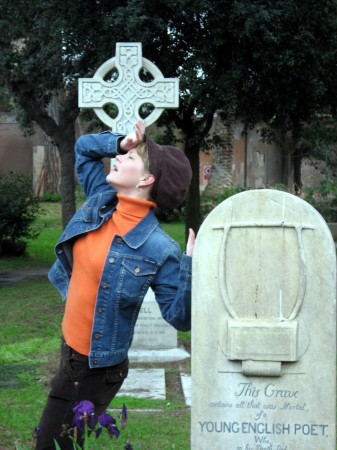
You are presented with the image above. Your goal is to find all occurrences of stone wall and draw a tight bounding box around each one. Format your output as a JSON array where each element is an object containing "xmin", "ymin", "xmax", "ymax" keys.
[
  {"xmin": 202, "ymin": 120, "xmax": 287, "ymax": 196},
  {"xmin": 301, "ymin": 157, "xmax": 327, "ymax": 189},
  {"xmin": 0, "ymin": 112, "xmax": 44, "ymax": 174},
  {"xmin": 0, "ymin": 112, "xmax": 327, "ymax": 196}
]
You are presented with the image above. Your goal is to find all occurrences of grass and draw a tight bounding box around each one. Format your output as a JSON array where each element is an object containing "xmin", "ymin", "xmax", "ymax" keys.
[
  {"xmin": 0, "ymin": 203, "xmax": 187, "ymax": 272},
  {"xmin": 0, "ymin": 203, "xmax": 61, "ymax": 271},
  {"xmin": 0, "ymin": 202, "xmax": 191, "ymax": 449}
]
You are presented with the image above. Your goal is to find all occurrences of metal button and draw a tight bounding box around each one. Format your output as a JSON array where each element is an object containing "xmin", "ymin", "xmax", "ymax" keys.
[
  {"xmin": 97, "ymin": 308, "xmax": 103, "ymax": 314},
  {"xmin": 94, "ymin": 334, "xmax": 101, "ymax": 339},
  {"xmin": 135, "ymin": 266, "xmax": 140, "ymax": 274},
  {"xmin": 101, "ymin": 283, "xmax": 108, "ymax": 289},
  {"xmin": 108, "ymin": 257, "xmax": 115, "ymax": 264}
]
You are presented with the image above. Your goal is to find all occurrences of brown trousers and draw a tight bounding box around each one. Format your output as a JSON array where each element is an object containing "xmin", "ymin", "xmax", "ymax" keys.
[{"xmin": 35, "ymin": 338, "xmax": 128, "ymax": 450}]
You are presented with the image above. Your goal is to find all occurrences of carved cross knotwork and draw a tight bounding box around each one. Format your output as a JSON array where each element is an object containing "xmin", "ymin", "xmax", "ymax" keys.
[{"xmin": 78, "ymin": 42, "xmax": 179, "ymax": 134}]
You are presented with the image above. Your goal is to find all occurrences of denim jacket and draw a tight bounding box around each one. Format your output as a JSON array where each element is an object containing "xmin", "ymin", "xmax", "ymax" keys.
[{"xmin": 48, "ymin": 131, "xmax": 192, "ymax": 368}]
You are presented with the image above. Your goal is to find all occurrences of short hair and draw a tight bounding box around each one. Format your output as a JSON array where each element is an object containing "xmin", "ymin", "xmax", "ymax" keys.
[{"xmin": 136, "ymin": 141, "xmax": 151, "ymax": 174}]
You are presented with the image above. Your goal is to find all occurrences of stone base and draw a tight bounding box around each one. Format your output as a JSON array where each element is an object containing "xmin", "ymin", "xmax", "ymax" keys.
[
  {"xmin": 128, "ymin": 345, "xmax": 190, "ymax": 363},
  {"xmin": 117, "ymin": 368, "xmax": 166, "ymax": 400},
  {"xmin": 180, "ymin": 372, "xmax": 191, "ymax": 406}
]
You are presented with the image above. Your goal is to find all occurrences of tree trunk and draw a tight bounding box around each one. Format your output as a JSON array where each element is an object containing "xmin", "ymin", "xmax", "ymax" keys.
[
  {"xmin": 44, "ymin": 134, "xmax": 61, "ymax": 194},
  {"xmin": 292, "ymin": 149, "xmax": 303, "ymax": 195},
  {"xmin": 204, "ymin": 118, "xmax": 234, "ymax": 196},
  {"xmin": 184, "ymin": 135, "xmax": 202, "ymax": 239},
  {"xmin": 58, "ymin": 133, "xmax": 76, "ymax": 228},
  {"xmin": 5, "ymin": 73, "xmax": 78, "ymax": 228}
]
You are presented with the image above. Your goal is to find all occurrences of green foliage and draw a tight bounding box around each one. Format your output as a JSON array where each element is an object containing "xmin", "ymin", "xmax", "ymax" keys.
[
  {"xmin": 149, "ymin": 120, "xmax": 178, "ymax": 147},
  {"xmin": 75, "ymin": 184, "xmax": 86, "ymax": 205},
  {"xmin": 273, "ymin": 183, "xmax": 288, "ymax": 192},
  {"xmin": 228, "ymin": 0, "xmax": 337, "ymax": 136},
  {"xmin": 155, "ymin": 204, "xmax": 185, "ymax": 224},
  {"xmin": 201, "ymin": 185, "xmax": 246, "ymax": 218},
  {"xmin": 299, "ymin": 120, "xmax": 337, "ymax": 171},
  {"xmin": 14, "ymin": 105, "xmax": 35, "ymax": 137},
  {"xmin": 0, "ymin": 85, "xmax": 14, "ymax": 111},
  {"xmin": 304, "ymin": 179, "xmax": 337, "ymax": 222},
  {"xmin": 2, "ymin": 0, "xmax": 337, "ymax": 231},
  {"xmin": 0, "ymin": 171, "xmax": 41, "ymax": 256},
  {"xmin": 41, "ymin": 191, "xmax": 62, "ymax": 203}
]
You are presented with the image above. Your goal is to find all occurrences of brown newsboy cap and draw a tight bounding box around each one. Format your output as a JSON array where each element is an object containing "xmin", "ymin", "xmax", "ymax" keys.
[{"xmin": 145, "ymin": 134, "xmax": 192, "ymax": 210}]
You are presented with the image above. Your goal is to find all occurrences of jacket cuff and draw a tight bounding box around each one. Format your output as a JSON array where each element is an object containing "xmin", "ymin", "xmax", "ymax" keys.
[{"xmin": 117, "ymin": 136, "xmax": 127, "ymax": 154}]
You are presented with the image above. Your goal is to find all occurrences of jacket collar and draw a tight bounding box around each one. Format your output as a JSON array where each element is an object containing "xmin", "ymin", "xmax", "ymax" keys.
[
  {"xmin": 96, "ymin": 190, "xmax": 159, "ymax": 249},
  {"xmin": 122, "ymin": 209, "xmax": 159, "ymax": 249}
]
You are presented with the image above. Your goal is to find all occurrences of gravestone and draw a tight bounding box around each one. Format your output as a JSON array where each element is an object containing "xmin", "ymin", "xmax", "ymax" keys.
[
  {"xmin": 131, "ymin": 288, "xmax": 177, "ymax": 350},
  {"xmin": 129, "ymin": 288, "xmax": 190, "ymax": 363},
  {"xmin": 78, "ymin": 42, "xmax": 179, "ymax": 134},
  {"xmin": 191, "ymin": 189, "xmax": 336, "ymax": 449}
]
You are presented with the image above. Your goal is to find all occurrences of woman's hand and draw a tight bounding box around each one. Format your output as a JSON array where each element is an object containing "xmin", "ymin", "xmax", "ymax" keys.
[
  {"xmin": 120, "ymin": 120, "xmax": 145, "ymax": 151},
  {"xmin": 186, "ymin": 228, "xmax": 196, "ymax": 257}
]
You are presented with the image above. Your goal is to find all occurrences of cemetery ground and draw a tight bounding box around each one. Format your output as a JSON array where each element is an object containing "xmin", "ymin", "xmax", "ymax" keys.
[{"xmin": 0, "ymin": 203, "xmax": 191, "ymax": 450}]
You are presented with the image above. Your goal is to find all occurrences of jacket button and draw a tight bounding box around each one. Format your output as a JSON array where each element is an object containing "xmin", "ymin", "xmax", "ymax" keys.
[
  {"xmin": 97, "ymin": 307, "xmax": 103, "ymax": 314},
  {"xmin": 108, "ymin": 257, "xmax": 115, "ymax": 264},
  {"xmin": 116, "ymin": 237, "xmax": 122, "ymax": 243},
  {"xmin": 94, "ymin": 334, "xmax": 101, "ymax": 339},
  {"xmin": 135, "ymin": 266, "xmax": 140, "ymax": 274},
  {"xmin": 101, "ymin": 283, "xmax": 108, "ymax": 289}
]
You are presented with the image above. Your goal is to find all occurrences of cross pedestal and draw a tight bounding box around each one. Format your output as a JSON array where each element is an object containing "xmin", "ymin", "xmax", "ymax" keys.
[{"xmin": 78, "ymin": 42, "xmax": 179, "ymax": 133}]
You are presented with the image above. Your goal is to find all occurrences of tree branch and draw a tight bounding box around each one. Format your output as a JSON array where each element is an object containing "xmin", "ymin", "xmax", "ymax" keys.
[{"xmin": 2, "ymin": 68, "xmax": 59, "ymax": 138}]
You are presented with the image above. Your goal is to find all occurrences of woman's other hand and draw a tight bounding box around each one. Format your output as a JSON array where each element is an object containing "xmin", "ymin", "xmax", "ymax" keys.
[{"xmin": 186, "ymin": 228, "xmax": 195, "ymax": 257}]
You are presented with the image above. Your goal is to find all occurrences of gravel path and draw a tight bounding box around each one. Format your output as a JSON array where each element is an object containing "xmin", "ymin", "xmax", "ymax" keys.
[{"xmin": 0, "ymin": 267, "xmax": 49, "ymax": 287}]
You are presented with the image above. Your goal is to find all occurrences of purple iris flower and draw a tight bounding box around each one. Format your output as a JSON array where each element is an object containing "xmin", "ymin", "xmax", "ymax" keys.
[
  {"xmin": 120, "ymin": 404, "xmax": 127, "ymax": 429},
  {"xmin": 73, "ymin": 400, "xmax": 94, "ymax": 416},
  {"xmin": 72, "ymin": 400, "xmax": 95, "ymax": 431},
  {"xmin": 95, "ymin": 411, "xmax": 120, "ymax": 439}
]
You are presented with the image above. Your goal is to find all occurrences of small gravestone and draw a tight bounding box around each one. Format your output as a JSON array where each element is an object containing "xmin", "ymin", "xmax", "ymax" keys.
[
  {"xmin": 131, "ymin": 288, "xmax": 177, "ymax": 350},
  {"xmin": 191, "ymin": 189, "xmax": 336, "ymax": 449},
  {"xmin": 129, "ymin": 289, "xmax": 190, "ymax": 363}
]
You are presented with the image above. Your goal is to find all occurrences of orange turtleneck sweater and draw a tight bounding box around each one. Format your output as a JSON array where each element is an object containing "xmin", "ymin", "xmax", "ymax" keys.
[{"xmin": 62, "ymin": 194, "xmax": 155, "ymax": 355}]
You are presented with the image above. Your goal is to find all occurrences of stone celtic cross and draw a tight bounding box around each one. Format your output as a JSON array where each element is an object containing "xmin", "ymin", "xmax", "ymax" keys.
[{"xmin": 78, "ymin": 42, "xmax": 179, "ymax": 134}]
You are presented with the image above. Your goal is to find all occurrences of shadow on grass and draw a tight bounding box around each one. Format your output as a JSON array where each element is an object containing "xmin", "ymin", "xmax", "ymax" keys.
[{"xmin": 0, "ymin": 363, "xmax": 38, "ymax": 389}]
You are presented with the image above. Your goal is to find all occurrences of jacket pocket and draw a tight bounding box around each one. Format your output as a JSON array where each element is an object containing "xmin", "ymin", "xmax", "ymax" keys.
[{"xmin": 118, "ymin": 257, "xmax": 157, "ymax": 298}]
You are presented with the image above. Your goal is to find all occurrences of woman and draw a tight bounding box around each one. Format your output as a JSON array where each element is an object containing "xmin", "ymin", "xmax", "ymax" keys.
[{"xmin": 35, "ymin": 120, "xmax": 195, "ymax": 449}]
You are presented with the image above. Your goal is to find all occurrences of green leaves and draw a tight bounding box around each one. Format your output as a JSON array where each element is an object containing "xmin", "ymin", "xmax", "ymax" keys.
[{"xmin": 0, "ymin": 171, "xmax": 41, "ymax": 255}]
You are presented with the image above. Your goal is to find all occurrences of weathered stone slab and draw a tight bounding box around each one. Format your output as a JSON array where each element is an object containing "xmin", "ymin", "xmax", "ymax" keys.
[
  {"xmin": 191, "ymin": 189, "xmax": 336, "ymax": 449},
  {"xmin": 117, "ymin": 368, "xmax": 166, "ymax": 400},
  {"xmin": 131, "ymin": 288, "xmax": 177, "ymax": 350},
  {"xmin": 180, "ymin": 372, "xmax": 192, "ymax": 407},
  {"xmin": 128, "ymin": 347, "xmax": 190, "ymax": 363},
  {"xmin": 128, "ymin": 288, "xmax": 189, "ymax": 362}
]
